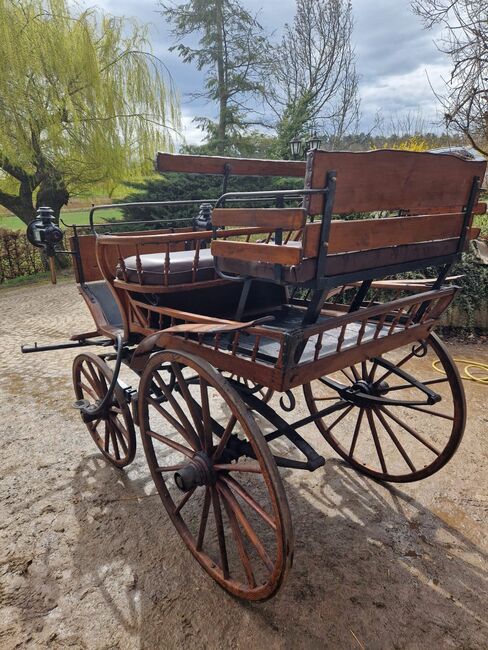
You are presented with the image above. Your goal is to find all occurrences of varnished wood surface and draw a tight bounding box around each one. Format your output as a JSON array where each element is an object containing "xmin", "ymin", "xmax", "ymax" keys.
[
  {"xmin": 156, "ymin": 152, "xmax": 306, "ymax": 177},
  {"xmin": 304, "ymin": 149, "xmax": 486, "ymax": 215},
  {"xmin": 212, "ymin": 208, "xmax": 306, "ymax": 230}
]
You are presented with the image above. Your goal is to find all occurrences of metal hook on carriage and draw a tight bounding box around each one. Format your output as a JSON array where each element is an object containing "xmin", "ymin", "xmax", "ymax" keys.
[{"xmin": 279, "ymin": 390, "xmax": 296, "ymax": 412}]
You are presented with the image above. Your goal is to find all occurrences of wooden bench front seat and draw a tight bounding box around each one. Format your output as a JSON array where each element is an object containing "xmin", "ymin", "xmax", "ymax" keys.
[{"xmin": 211, "ymin": 149, "xmax": 486, "ymax": 288}]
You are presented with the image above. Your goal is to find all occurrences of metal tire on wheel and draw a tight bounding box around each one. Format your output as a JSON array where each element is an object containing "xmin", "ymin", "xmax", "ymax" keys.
[
  {"xmin": 72, "ymin": 352, "xmax": 136, "ymax": 468},
  {"xmin": 303, "ymin": 333, "xmax": 465, "ymax": 483},
  {"xmin": 138, "ymin": 349, "xmax": 293, "ymax": 601}
]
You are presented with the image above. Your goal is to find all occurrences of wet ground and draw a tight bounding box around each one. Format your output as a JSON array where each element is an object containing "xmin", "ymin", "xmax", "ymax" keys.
[{"xmin": 0, "ymin": 281, "xmax": 487, "ymax": 649}]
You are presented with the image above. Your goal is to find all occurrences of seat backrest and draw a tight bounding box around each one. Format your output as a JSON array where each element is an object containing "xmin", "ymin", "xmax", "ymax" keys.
[
  {"xmin": 211, "ymin": 149, "xmax": 486, "ymax": 286},
  {"xmin": 155, "ymin": 152, "xmax": 305, "ymax": 178}
]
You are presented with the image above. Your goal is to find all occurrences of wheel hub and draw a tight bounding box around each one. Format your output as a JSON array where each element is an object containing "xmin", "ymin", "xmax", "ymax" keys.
[
  {"xmin": 174, "ymin": 451, "xmax": 216, "ymax": 492},
  {"xmin": 344, "ymin": 379, "xmax": 390, "ymax": 406}
]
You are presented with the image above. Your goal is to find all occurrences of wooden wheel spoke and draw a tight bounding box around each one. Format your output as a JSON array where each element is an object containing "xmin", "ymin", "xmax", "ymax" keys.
[
  {"xmin": 111, "ymin": 413, "xmax": 129, "ymax": 439},
  {"xmin": 384, "ymin": 376, "xmax": 448, "ymax": 392},
  {"xmin": 373, "ymin": 407, "xmax": 416, "ymax": 472},
  {"xmin": 402, "ymin": 403, "xmax": 454, "ymax": 421},
  {"xmin": 152, "ymin": 371, "xmax": 201, "ymax": 450},
  {"xmin": 146, "ymin": 429, "xmax": 194, "ymax": 458},
  {"xmin": 110, "ymin": 418, "xmax": 128, "ymax": 455},
  {"xmin": 112, "ymin": 420, "xmax": 129, "ymax": 456},
  {"xmin": 373, "ymin": 350, "xmax": 416, "ymax": 387},
  {"xmin": 196, "ymin": 487, "xmax": 211, "ymax": 551},
  {"xmin": 104, "ymin": 423, "xmax": 110, "ymax": 452},
  {"xmin": 108, "ymin": 419, "xmax": 121, "ymax": 460},
  {"xmin": 326, "ymin": 404, "xmax": 354, "ymax": 432},
  {"xmin": 79, "ymin": 381, "xmax": 98, "ymax": 401},
  {"xmin": 350, "ymin": 365, "xmax": 361, "ymax": 381},
  {"xmin": 147, "ymin": 396, "xmax": 201, "ymax": 449},
  {"xmin": 200, "ymin": 379, "xmax": 213, "ymax": 452},
  {"xmin": 174, "ymin": 487, "xmax": 196, "ymax": 515},
  {"xmin": 340, "ymin": 368, "xmax": 355, "ymax": 383},
  {"xmin": 367, "ymin": 360, "xmax": 378, "ymax": 382},
  {"xmin": 221, "ymin": 494, "xmax": 256, "ymax": 588},
  {"xmin": 218, "ymin": 482, "xmax": 274, "ymax": 573},
  {"xmin": 366, "ymin": 409, "xmax": 387, "ymax": 473},
  {"xmin": 380, "ymin": 406, "xmax": 441, "ymax": 456},
  {"xmin": 349, "ymin": 407, "xmax": 364, "ymax": 458},
  {"xmin": 221, "ymin": 475, "xmax": 276, "ymax": 530},
  {"xmin": 211, "ymin": 487, "xmax": 230, "ymax": 579},
  {"xmin": 171, "ymin": 363, "xmax": 205, "ymax": 439},
  {"xmin": 97, "ymin": 368, "xmax": 108, "ymax": 394},
  {"xmin": 214, "ymin": 462, "xmax": 263, "ymax": 474},
  {"xmin": 361, "ymin": 361, "xmax": 368, "ymax": 380},
  {"xmin": 81, "ymin": 366, "xmax": 102, "ymax": 396},
  {"xmin": 213, "ymin": 415, "xmax": 238, "ymax": 461}
]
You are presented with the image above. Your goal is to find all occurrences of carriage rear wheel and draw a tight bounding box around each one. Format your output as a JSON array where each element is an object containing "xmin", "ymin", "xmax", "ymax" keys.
[
  {"xmin": 72, "ymin": 352, "xmax": 136, "ymax": 468},
  {"xmin": 303, "ymin": 334, "xmax": 465, "ymax": 482},
  {"xmin": 138, "ymin": 350, "xmax": 293, "ymax": 601}
]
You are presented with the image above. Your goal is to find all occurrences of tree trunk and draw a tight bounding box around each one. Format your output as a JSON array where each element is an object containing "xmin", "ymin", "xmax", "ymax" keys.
[
  {"xmin": 215, "ymin": 0, "xmax": 227, "ymax": 154},
  {"xmin": 36, "ymin": 175, "xmax": 70, "ymax": 224}
]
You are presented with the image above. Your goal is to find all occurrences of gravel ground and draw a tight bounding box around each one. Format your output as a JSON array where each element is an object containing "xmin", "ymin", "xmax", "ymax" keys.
[{"xmin": 0, "ymin": 281, "xmax": 487, "ymax": 649}]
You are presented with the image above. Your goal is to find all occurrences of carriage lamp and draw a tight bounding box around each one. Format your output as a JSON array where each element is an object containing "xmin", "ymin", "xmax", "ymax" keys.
[
  {"xmin": 306, "ymin": 132, "xmax": 322, "ymax": 151},
  {"xmin": 289, "ymin": 136, "xmax": 303, "ymax": 159},
  {"xmin": 26, "ymin": 207, "xmax": 63, "ymax": 257},
  {"xmin": 193, "ymin": 202, "xmax": 213, "ymax": 231}
]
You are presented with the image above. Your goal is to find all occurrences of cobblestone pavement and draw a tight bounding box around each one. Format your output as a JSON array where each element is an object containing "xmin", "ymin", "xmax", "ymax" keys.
[{"xmin": 0, "ymin": 281, "xmax": 487, "ymax": 649}]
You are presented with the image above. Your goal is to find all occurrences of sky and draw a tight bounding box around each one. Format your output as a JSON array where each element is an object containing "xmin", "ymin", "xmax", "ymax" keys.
[{"xmin": 90, "ymin": 0, "xmax": 451, "ymax": 146}]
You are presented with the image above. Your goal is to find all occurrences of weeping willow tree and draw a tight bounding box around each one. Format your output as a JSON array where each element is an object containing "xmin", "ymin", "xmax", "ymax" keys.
[{"xmin": 0, "ymin": 0, "xmax": 180, "ymax": 223}]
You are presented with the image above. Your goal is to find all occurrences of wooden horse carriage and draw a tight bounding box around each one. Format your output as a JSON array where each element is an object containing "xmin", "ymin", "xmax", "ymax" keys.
[{"xmin": 23, "ymin": 149, "xmax": 486, "ymax": 600}]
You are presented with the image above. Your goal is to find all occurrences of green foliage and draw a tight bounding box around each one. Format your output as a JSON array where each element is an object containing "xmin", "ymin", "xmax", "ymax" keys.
[
  {"xmin": 161, "ymin": 0, "xmax": 269, "ymax": 153},
  {"xmin": 0, "ymin": 0, "xmax": 179, "ymax": 223},
  {"xmin": 0, "ymin": 228, "xmax": 44, "ymax": 282},
  {"xmin": 119, "ymin": 173, "xmax": 303, "ymax": 226}
]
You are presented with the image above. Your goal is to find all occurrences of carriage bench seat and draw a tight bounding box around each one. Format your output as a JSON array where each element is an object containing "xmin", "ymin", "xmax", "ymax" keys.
[{"xmin": 116, "ymin": 248, "xmax": 216, "ymax": 286}]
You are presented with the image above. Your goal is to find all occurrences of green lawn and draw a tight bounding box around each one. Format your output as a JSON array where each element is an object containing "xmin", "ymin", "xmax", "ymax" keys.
[{"xmin": 0, "ymin": 207, "xmax": 123, "ymax": 231}]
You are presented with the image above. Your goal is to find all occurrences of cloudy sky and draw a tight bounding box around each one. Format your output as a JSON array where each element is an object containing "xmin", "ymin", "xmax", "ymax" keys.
[{"xmin": 92, "ymin": 0, "xmax": 451, "ymax": 145}]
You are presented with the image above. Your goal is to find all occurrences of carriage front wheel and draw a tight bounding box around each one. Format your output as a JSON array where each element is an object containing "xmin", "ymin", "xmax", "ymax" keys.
[
  {"xmin": 303, "ymin": 333, "xmax": 465, "ymax": 483},
  {"xmin": 138, "ymin": 349, "xmax": 293, "ymax": 601},
  {"xmin": 72, "ymin": 352, "xmax": 136, "ymax": 468}
]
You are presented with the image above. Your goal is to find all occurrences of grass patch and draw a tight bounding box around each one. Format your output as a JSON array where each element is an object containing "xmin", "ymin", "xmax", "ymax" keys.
[
  {"xmin": 0, "ymin": 268, "xmax": 74, "ymax": 289},
  {"xmin": 0, "ymin": 207, "xmax": 123, "ymax": 231}
]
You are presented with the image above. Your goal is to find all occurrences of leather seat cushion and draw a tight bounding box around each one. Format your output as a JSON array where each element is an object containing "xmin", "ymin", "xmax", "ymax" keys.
[{"xmin": 117, "ymin": 248, "xmax": 215, "ymax": 286}]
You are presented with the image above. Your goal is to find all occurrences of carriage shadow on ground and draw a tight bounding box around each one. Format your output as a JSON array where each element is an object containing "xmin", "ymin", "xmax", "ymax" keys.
[{"xmin": 65, "ymin": 452, "xmax": 488, "ymax": 649}]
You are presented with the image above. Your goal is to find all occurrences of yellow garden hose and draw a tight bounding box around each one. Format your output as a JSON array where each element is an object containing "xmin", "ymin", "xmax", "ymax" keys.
[{"xmin": 432, "ymin": 358, "xmax": 488, "ymax": 385}]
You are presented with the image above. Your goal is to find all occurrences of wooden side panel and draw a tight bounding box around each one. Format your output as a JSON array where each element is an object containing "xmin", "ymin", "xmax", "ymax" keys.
[
  {"xmin": 212, "ymin": 208, "xmax": 306, "ymax": 229},
  {"xmin": 156, "ymin": 152, "xmax": 306, "ymax": 177},
  {"xmin": 302, "ymin": 212, "xmax": 465, "ymax": 258},
  {"xmin": 304, "ymin": 149, "xmax": 486, "ymax": 215},
  {"xmin": 211, "ymin": 240, "xmax": 303, "ymax": 265}
]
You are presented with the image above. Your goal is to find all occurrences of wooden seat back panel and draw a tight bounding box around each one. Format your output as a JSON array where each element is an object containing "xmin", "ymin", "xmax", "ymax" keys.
[
  {"xmin": 156, "ymin": 152, "xmax": 306, "ymax": 177},
  {"xmin": 212, "ymin": 208, "xmax": 306, "ymax": 230},
  {"xmin": 304, "ymin": 149, "xmax": 486, "ymax": 215},
  {"xmin": 303, "ymin": 212, "xmax": 466, "ymax": 258},
  {"xmin": 211, "ymin": 240, "xmax": 302, "ymax": 266}
]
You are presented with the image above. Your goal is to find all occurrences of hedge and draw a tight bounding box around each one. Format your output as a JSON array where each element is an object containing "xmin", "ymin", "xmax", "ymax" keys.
[{"xmin": 0, "ymin": 228, "xmax": 45, "ymax": 283}]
